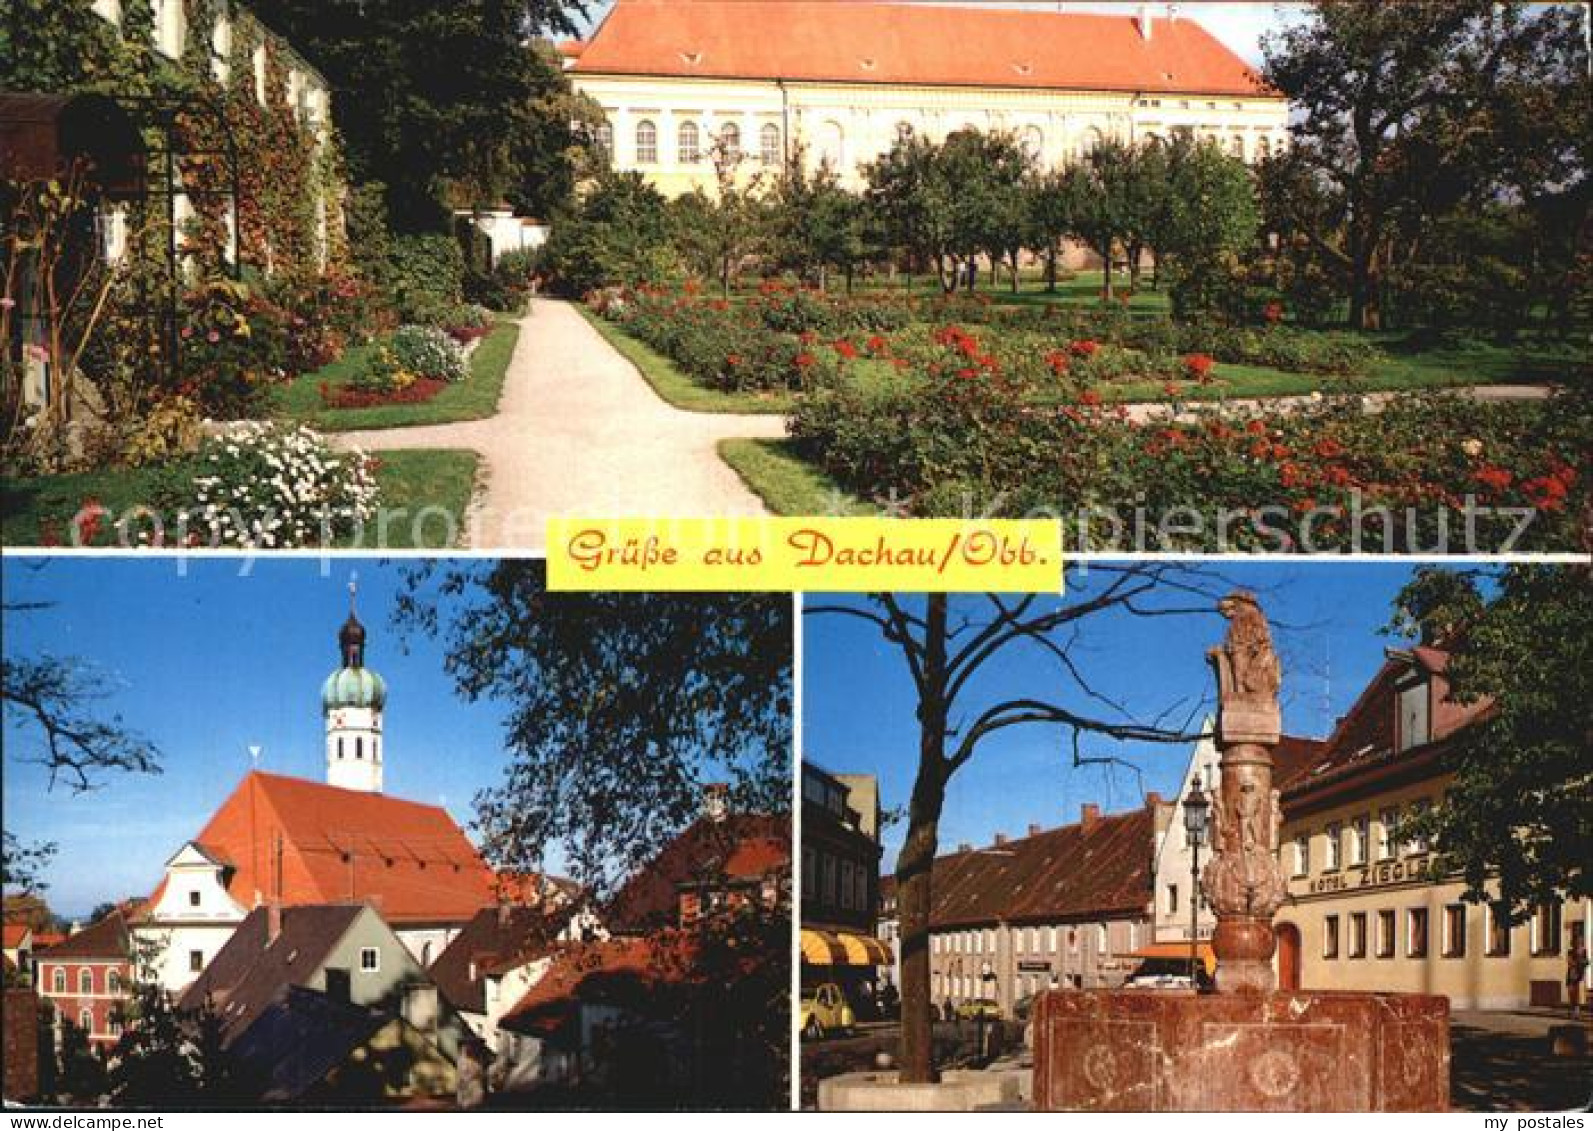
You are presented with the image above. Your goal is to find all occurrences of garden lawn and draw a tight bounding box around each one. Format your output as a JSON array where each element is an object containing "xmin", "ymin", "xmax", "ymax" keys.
[
  {"xmin": 1, "ymin": 449, "xmax": 478, "ymax": 549},
  {"xmin": 717, "ymin": 438, "xmax": 872, "ymax": 517},
  {"xmin": 579, "ymin": 306, "xmax": 794, "ymax": 414},
  {"xmin": 273, "ymin": 318, "xmax": 520, "ymax": 430}
]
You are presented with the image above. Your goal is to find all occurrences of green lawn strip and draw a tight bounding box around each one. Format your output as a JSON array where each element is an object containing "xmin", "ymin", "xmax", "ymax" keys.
[
  {"xmin": 717, "ymin": 437, "xmax": 874, "ymax": 517},
  {"xmin": 577, "ymin": 306, "xmax": 794, "ymax": 415},
  {"xmin": 357, "ymin": 448, "xmax": 479, "ymax": 549},
  {"xmin": 1, "ymin": 448, "xmax": 477, "ymax": 549},
  {"xmin": 272, "ymin": 317, "xmax": 521, "ymax": 431}
]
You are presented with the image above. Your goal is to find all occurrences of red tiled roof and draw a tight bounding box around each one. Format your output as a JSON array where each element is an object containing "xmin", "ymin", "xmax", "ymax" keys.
[
  {"xmin": 1281, "ymin": 645, "xmax": 1490, "ymax": 808},
  {"xmin": 926, "ymin": 804, "xmax": 1155, "ymax": 929},
  {"xmin": 574, "ymin": 1, "xmax": 1275, "ymax": 97},
  {"xmin": 606, "ymin": 813, "xmax": 789, "ymax": 933},
  {"xmin": 428, "ymin": 905, "xmax": 576, "ymax": 1015},
  {"xmin": 37, "ymin": 911, "xmax": 130, "ymax": 962},
  {"xmin": 1272, "ymin": 734, "xmax": 1329, "ymax": 792},
  {"xmin": 153, "ymin": 772, "xmax": 499, "ymax": 925},
  {"xmin": 1, "ymin": 924, "xmax": 30, "ymax": 948}
]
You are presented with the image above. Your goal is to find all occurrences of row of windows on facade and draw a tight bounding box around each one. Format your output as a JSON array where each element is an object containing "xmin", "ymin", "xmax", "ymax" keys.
[
  {"xmin": 1317, "ymin": 902, "xmax": 1566, "ymax": 962},
  {"xmin": 931, "ymin": 920, "xmax": 1135, "ymax": 957},
  {"xmin": 800, "ymin": 846, "xmax": 872, "ymax": 913},
  {"xmin": 935, "ymin": 970, "xmax": 1072, "ymax": 1001},
  {"xmin": 602, "ymin": 117, "xmax": 1281, "ymax": 170},
  {"xmin": 1293, "ymin": 799, "xmax": 1432, "ymax": 878},
  {"xmin": 91, "ymin": 0, "xmax": 327, "ymax": 123}
]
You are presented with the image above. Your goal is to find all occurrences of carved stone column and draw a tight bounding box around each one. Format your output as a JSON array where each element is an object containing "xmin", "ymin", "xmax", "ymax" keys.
[{"xmin": 1200, "ymin": 591, "xmax": 1289, "ymax": 994}]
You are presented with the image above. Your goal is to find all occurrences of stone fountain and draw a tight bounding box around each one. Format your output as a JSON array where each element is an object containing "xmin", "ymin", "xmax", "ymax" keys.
[{"xmin": 1031, "ymin": 591, "xmax": 1450, "ymax": 1111}]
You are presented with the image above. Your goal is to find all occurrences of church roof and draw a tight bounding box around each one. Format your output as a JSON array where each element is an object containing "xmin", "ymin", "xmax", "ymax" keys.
[
  {"xmin": 572, "ymin": 1, "xmax": 1275, "ymax": 98},
  {"xmin": 153, "ymin": 771, "xmax": 499, "ymax": 925}
]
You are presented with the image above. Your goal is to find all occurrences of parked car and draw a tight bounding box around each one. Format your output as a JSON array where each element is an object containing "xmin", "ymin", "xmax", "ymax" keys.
[
  {"xmin": 955, "ymin": 998, "xmax": 1002, "ymax": 1021},
  {"xmin": 800, "ymin": 982, "xmax": 855, "ymax": 1039}
]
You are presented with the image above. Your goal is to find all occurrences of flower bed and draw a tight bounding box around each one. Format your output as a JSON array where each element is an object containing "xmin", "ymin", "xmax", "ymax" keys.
[
  {"xmin": 596, "ymin": 285, "xmax": 1384, "ymax": 401},
  {"xmin": 789, "ymin": 363, "xmax": 1588, "ymax": 552},
  {"xmin": 319, "ymin": 377, "xmax": 448, "ymax": 409}
]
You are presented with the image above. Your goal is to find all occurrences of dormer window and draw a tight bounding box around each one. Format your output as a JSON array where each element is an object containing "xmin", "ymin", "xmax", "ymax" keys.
[
  {"xmin": 1012, "ymin": 62, "xmax": 1032, "ymax": 76},
  {"xmin": 1396, "ymin": 675, "xmax": 1430, "ymax": 751},
  {"xmin": 680, "ymin": 51, "xmax": 702, "ymax": 65}
]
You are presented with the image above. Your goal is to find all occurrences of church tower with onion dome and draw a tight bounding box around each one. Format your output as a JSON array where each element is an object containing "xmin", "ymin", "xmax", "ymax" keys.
[{"xmin": 321, "ymin": 579, "xmax": 387, "ymax": 793}]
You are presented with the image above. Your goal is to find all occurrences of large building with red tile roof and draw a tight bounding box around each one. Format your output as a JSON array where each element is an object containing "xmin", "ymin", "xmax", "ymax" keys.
[
  {"xmin": 1274, "ymin": 644, "xmax": 1588, "ymax": 1010},
  {"xmin": 133, "ymin": 599, "xmax": 501, "ymax": 994},
  {"xmin": 564, "ymin": 0, "xmax": 1289, "ymax": 195},
  {"xmin": 926, "ymin": 796, "xmax": 1169, "ymax": 1014}
]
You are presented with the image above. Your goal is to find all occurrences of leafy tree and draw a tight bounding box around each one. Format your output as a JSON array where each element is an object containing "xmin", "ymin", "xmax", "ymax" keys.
[
  {"xmin": 1158, "ymin": 139, "xmax": 1262, "ymax": 322},
  {"xmin": 865, "ymin": 134, "xmax": 961, "ymax": 293},
  {"xmin": 1261, "ymin": 1, "xmax": 1588, "ymax": 330},
  {"xmin": 772, "ymin": 154, "xmax": 874, "ymax": 292},
  {"xmin": 1119, "ymin": 139, "xmax": 1174, "ymax": 292},
  {"xmin": 965, "ymin": 131, "xmax": 1036, "ymax": 293},
  {"xmin": 808, "ymin": 565, "xmax": 1232, "ymax": 1083},
  {"xmin": 395, "ymin": 561, "xmax": 791, "ymax": 901},
  {"xmin": 2, "ymin": 654, "xmax": 161, "ymax": 792},
  {"xmin": 1, "ymin": 831, "xmax": 56, "ymax": 895},
  {"xmin": 1387, "ymin": 564, "xmax": 1592, "ymax": 919},
  {"xmin": 538, "ymin": 170, "xmax": 676, "ymax": 294},
  {"xmin": 55, "ymin": 1015, "xmax": 106, "ymax": 1102},
  {"xmin": 670, "ymin": 141, "xmax": 772, "ymax": 296},
  {"xmin": 246, "ymin": 0, "xmax": 590, "ymax": 230},
  {"xmin": 1062, "ymin": 140, "xmax": 1136, "ymax": 302},
  {"xmin": 1025, "ymin": 168, "xmax": 1076, "ymax": 293}
]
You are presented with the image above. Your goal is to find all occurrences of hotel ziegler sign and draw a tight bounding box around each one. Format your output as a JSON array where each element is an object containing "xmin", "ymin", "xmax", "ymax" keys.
[{"xmin": 1308, "ymin": 857, "xmax": 1435, "ymax": 894}]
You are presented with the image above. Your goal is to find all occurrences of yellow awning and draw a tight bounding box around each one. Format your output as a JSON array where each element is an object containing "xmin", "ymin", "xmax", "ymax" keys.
[
  {"xmin": 801, "ymin": 928, "xmax": 893, "ymax": 967},
  {"xmin": 1126, "ymin": 941, "xmax": 1216, "ymax": 976}
]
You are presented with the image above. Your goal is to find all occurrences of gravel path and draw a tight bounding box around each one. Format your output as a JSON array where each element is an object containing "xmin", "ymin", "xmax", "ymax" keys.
[{"xmin": 332, "ymin": 298, "xmax": 786, "ymax": 551}]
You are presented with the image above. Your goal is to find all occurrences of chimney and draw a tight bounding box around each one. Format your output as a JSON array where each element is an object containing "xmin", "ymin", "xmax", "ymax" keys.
[
  {"xmin": 1027, "ymin": 823, "xmax": 1042, "ymax": 837},
  {"xmin": 1081, "ymin": 803, "xmax": 1101, "ymax": 832},
  {"xmin": 497, "ymin": 901, "xmax": 512, "ymax": 929},
  {"xmin": 1136, "ymin": 3, "xmax": 1154, "ymax": 41},
  {"xmin": 993, "ymin": 833, "xmax": 1008, "ymax": 846},
  {"xmin": 703, "ymin": 782, "xmax": 729, "ymax": 824},
  {"xmin": 1146, "ymin": 791, "xmax": 1164, "ymax": 808},
  {"xmin": 266, "ymin": 901, "xmax": 282, "ymax": 945}
]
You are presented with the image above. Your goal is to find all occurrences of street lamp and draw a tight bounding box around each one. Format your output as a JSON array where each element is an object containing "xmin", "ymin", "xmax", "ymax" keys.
[{"xmin": 1183, "ymin": 783, "xmax": 1210, "ymax": 990}]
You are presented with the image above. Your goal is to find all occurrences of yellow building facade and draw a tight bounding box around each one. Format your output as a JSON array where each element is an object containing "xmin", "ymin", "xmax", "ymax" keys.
[
  {"xmin": 565, "ymin": 1, "xmax": 1290, "ymax": 198},
  {"xmin": 1275, "ymin": 647, "xmax": 1590, "ymax": 1011}
]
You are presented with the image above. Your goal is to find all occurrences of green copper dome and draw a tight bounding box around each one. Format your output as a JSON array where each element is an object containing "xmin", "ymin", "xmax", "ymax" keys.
[{"xmin": 321, "ymin": 665, "xmax": 387, "ymax": 712}]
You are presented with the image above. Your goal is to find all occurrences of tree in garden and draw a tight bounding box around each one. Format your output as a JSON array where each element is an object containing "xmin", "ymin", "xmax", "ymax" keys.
[
  {"xmin": 1025, "ymin": 168, "xmax": 1076, "ymax": 293},
  {"xmin": 1158, "ymin": 139, "xmax": 1262, "ymax": 322},
  {"xmin": 1118, "ymin": 139, "xmax": 1175, "ymax": 293},
  {"xmin": 1386, "ymin": 564, "xmax": 1592, "ymax": 919},
  {"xmin": 395, "ymin": 561, "xmax": 791, "ymax": 901},
  {"xmin": 772, "ymin": 154, "xmax": 874, "ymax": 293},
  {"xmin": 1062, "ymin": 140, "xmax": 1136, "ymax": 302},
  {"xmin": 808, "ymin": 565, "xmax": 1234, "ymax": 1083},
  {"xmin": 865, "ymin": 133, "xmax": 955, "ymax": 292},
  {"xmin": 538, "ymin": 169, "xmax": 675, "ymax": 294},
  {"xmin": 966, "ymin": 131, "xmax": 1036, "ymax": 293},
  {"xmin": 1262, "ymin": 1, "xmax": 1588, "ymax": 330}
]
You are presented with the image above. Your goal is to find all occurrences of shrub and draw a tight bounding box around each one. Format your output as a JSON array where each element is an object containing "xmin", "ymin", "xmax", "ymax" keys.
[
  {"xmin": 352, "ymin": 343, "xmax": 415, "ymax": 394},
  {"xmin": 178, "ymin": 279, "xmax": 293, "ymax": 418},
  {"xmin": 791, "ymin": 364, "xmax": 1589, "ymax": 552},
  {"xmin": 121, "ymin": 396, "xmax": 202, "ymax": 468},
  {"xmin": 150, "ymin": 423, "xmax": 380, "ymax": 548},
  {"xmin": 389, "ymin": 324, "xmax": 467, "ymax": 382},
  {"xmin": 388, "ymin": 234, "xmax": 465, "ymax": 324}
]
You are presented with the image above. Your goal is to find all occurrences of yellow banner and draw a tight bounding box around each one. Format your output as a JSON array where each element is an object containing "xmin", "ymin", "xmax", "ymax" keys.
[{"xmin": 545, "ymin": 518, "xmax": 1063, "ymax": 592}]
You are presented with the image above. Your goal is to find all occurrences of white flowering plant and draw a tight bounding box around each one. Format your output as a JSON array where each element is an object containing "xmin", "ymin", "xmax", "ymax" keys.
[
  {"xmin": 390, "ymin": 324, "xmax": 468, "ymax": 382},
  {"xmin": 151, "ymin": 422, "xmax": 380, "ymax": 548}
]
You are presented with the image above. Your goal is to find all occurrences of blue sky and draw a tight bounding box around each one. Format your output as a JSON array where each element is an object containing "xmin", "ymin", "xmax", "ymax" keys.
[
  {"xmin": 2, "ymin": 557, "xmax": 517, "ymax": 918},
  {"xmin": 802, "ymin": 561, "xmax": 1436, "ymax": 870},
  {"xmin": 574, "ymin": 2, "xmax": 1314, "ymax": 65}
]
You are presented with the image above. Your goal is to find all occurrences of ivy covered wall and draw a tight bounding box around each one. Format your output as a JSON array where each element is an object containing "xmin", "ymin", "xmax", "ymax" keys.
[{"xmin": 1, "ymin": 0, "xmax": 347, "ymax": 282}]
